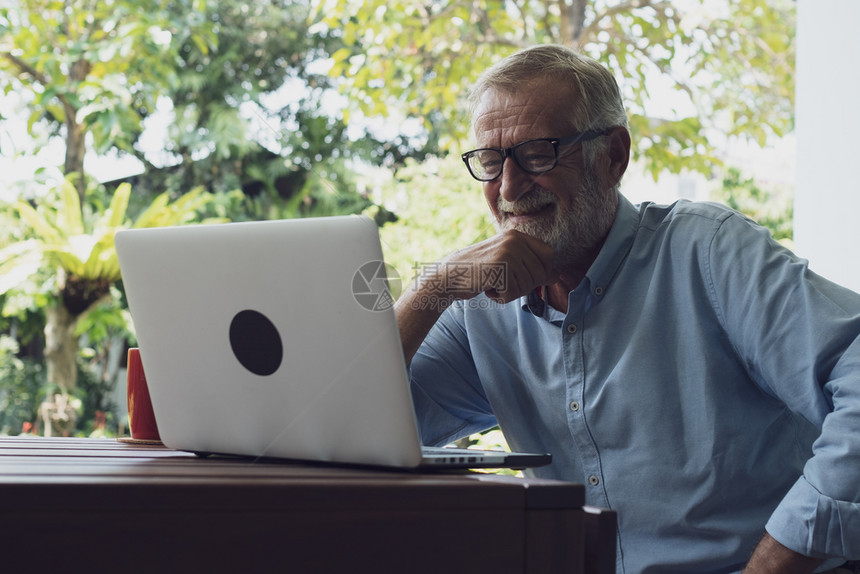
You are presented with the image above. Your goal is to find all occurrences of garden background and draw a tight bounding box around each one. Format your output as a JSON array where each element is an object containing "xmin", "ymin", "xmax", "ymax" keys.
[{"xmin": 0, "ymin": 0, "xmax": 795, "ymax": 440}]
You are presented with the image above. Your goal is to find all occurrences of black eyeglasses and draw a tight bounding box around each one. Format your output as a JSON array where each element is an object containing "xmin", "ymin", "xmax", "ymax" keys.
[{"xmin": 461, "ymin": 130, "xmax": 611, "ymax": 182}]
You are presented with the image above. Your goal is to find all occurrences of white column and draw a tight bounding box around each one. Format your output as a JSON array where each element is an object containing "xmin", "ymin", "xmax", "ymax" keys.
[{"xmin": 794, "ymin": 0, "xmax": 860, "ymax": 293}]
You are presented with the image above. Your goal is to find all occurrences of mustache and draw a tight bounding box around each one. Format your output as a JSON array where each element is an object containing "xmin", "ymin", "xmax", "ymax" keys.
[{"xmin": 497, "ymin": 188, "xmax": 558, "ymax": 215}]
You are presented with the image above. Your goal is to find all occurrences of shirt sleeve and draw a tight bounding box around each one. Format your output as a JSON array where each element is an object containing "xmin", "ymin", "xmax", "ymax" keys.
[
  {"xmin": 706, "ymin": 211, "xmax": 860, "ymax": 559},
  {"xmin": 408, "ymin": 302, "xmax": 498, "ymax": 446}
]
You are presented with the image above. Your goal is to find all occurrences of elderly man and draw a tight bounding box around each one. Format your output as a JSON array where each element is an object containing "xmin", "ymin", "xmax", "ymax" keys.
[{"xmin": 395, "ymin": 44, "xmax": 860, "ymax": 573}]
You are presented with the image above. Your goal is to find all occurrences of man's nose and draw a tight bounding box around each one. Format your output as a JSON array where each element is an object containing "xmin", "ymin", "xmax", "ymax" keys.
[{"xmin": 498, "ymin": 157, "xmax": 532, "ymax": 203}]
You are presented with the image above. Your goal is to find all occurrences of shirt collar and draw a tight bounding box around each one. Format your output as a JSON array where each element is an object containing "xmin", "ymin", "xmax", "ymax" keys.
[
  {"xmin": 520, "ymin": 194, "xmax": 640, "ymax": 316},
  {"xmin": 524, "ymin": 287, "xmax": 548, "ymax": 317}
]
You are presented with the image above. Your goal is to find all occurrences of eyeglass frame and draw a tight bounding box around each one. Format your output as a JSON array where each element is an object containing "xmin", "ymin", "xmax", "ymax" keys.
[{"xmin": 460, "ymin": 129, "xmax": 613, "ymax": 182}]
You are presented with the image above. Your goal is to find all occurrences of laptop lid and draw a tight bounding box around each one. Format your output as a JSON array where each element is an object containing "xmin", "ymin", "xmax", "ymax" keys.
[{"xmin": 115, "ymin": 215, "xmax": 550, "ymax": 470}]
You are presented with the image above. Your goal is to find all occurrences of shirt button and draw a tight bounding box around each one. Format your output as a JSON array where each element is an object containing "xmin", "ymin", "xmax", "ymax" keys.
[
  {"xmin": 588, "ymin": 475, "xmax": 600, "ymax": 486},
  {"xmin": 567, "ymin": 324, "xmax": 577, "ymax": 334},
  {"xmin": 569, "ymin": 401, "xmax": 580, "ymax": 412},
  {"xmin": 594, "ymin": 286, "xmax": 604, "ymax": 296}
]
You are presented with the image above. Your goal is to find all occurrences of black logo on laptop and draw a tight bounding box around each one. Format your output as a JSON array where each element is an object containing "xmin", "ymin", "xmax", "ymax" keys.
[
  {"xmin": 352, "ymin": 260, "xmax": 401, "ymax": 312},
  {"xmin": 229, "ymin": 310, "xmax": 283, "ymax": 376}
]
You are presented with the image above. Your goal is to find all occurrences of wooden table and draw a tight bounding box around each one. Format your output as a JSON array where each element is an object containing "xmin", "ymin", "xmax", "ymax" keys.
[{"xmin": 0, "ymin": 437, "xmax": 614, "ymax": 573}]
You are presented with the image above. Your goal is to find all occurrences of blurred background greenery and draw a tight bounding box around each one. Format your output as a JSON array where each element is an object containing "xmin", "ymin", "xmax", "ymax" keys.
[{"xmin": 0, "ymin": 0, "xmax": 795, "ymax": 439}]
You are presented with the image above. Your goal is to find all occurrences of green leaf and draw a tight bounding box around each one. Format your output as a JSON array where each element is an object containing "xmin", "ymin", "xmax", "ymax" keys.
[
  {"xmin": 15, "ymin": 201, "xmax": 61, "ymax": 243},
  {"xmin": 0, "ymin": 241, "xmax": 45, "ymax": 296},
  {"xmin": 105, "ymin": 182, "xmax": 131, "ymax": 228},
  {"xmin": 60, "ymin": 179, "xmax": 84, "ymax": 236}
]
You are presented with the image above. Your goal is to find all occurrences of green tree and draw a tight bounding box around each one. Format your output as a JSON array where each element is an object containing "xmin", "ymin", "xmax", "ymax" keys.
[
  {"xmin": 0, "ymin": 334, "xmax": 44, "ymax": 435},
  {"xmin": 714, "ymin": 166, "xmax": 793, "ymax": 244},
  {"xmin": 97, "ymin": 0, "xmax": 400, "ymax": 223},
  {"xmin": 0, "ymin": 179, "xmax": 218, "ymax": 435},
  {"xmin": 130, "ymin": 0, "xmax": 328, "ymax": 196},
  {"xmin": 0, "ymin": 0, "xmax": 213, "ymax": 201},
  {"xmin": 317, "ymin": 0, "xmax": 795, "ymax": 178},
  {"xmin": 0, "ymin": 0, "xmax": 413, "ymax": 222}
]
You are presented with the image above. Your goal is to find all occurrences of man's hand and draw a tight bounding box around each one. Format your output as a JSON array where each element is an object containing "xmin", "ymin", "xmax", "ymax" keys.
[
  {"xmin": 434, "ymin": 229, "xmax": 557, "ymax": 303},
  {"xmin": 395, "ymin": 230, "xmax": 555, "ymax": 364},
  {"xmin": 743, "ymin": 532, "xmax": 824, "ymax": 574}
]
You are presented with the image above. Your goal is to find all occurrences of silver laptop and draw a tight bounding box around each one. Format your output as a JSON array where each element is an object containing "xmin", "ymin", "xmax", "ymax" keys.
[{"xmin": 115, "ymin": 215, "xmax": 550, "ymax": 470}]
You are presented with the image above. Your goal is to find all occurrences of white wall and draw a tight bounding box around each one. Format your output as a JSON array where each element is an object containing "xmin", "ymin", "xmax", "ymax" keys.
[{"xmin": 794, "ymin": 0, "xmax": 860, "ymax": 293}]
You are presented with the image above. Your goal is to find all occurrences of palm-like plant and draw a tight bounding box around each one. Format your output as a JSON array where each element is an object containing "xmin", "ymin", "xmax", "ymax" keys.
[{"xmin": 0, "ymin": 179, "xmax": 217, "ymax": 435}]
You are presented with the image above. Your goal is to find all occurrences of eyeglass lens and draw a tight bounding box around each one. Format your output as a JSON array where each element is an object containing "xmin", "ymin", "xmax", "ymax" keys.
[{"xmin": 466, "ymin": 139, "xmax": 558, "ymax": 181}]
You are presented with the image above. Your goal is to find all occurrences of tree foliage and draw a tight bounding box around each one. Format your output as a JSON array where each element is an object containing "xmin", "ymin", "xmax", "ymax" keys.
[
  {"xmin": 316, "ymin": 0, "xmax": 795, "ymax": 178},
  {"xmin": 0, "ymin": 0, "xmax": 213, "ymax": 200},
  {"xmin": 0, "ymin": 334, "xmax": 44, "ymax": 435},
  {"xmin": 714, "ymin": 166, "xmax": 793, "ymax": 244},
  {"xmin": 138, "ymin": 0, "xmax": 335, "ymax": 197}
]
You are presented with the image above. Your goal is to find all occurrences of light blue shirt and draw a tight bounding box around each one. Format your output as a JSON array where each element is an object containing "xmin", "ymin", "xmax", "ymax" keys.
[{"xmin": 409, "ymin": 196, "xmax": 860, "ymax": 573}]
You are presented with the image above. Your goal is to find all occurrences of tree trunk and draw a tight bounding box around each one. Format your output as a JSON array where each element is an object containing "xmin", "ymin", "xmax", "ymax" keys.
[
  {"xmin": 64, "ymin": 116, "xmax": 87, "ymax": 204},
  {"xmin": 560, "ymin": 0, "xmax": 588, "ymax": 46},
  {"xmin": 42, "ymin": 300, "xmax": 80, "ymax": 436},
  {"xmin": 64, "ymin": 58, "xmax": 92, "ymax": 204},
  {"xmin": 44, "ymin": 302, "xmax": 78, "ymax": 394},
  {"xmin": 39, "ymin": 269, "xmax": 113, "ymax": 436}
]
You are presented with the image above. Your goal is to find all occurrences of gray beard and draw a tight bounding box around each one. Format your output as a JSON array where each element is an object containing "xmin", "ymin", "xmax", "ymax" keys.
[{"xmin": 495, "ymin": 172, "xmax": 617, "ymax": 270}]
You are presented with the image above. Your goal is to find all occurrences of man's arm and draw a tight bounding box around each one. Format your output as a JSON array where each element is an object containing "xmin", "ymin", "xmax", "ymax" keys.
[
  {"xmin": 395, "ymin": 286, "xmax": 451, "ymax": 367},
  {"xmin": 703, "ymin": 213, "xmax": 860, "ymax": 567},
  {"xmin": 395, "ymin": 229, "xmax": 555, "ymax": 364},
  {"xmin": 743, "ymin": 532, "xmax": 824, "ymax": 574}
]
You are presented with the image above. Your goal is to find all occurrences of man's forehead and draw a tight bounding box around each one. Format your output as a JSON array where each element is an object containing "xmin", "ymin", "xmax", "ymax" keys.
[{"xmin": 472, "ymin": 83, "xmax": 578, "ymax": 143}]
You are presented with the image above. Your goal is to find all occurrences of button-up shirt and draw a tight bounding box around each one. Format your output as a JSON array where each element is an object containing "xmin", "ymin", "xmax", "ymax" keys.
[{"xmin": 408, "ymin": 196, "xmax": 860, "ymax": 573}]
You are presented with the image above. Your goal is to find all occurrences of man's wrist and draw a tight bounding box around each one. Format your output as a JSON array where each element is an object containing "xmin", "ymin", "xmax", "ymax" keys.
[
  {"xmin": 403, "ymin": 274, "xmax": 457, "ymax": 312},
  {"xmin": 743, "ymin": 532, "xmax": 824, "ymax": 574}
]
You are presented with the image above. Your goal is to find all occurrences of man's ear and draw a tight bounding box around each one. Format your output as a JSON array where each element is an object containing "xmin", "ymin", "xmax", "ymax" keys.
[{"xmin": 606, "ymin": 126, "xmax": 631, "ymax": 186}]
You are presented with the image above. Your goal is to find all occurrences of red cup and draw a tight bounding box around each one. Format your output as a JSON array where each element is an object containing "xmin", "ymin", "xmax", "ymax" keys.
[{"xmin": 127, "ymin": 348, "xmax": 160, "ymax": 441}]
